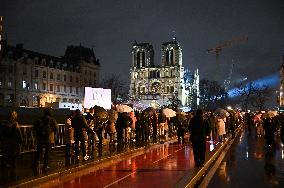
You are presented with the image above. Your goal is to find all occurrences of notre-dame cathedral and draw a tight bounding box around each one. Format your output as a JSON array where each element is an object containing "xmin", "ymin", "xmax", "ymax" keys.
[{"xmin": 129, "ymin": 37, "xmax": 199, "ymax": 110}]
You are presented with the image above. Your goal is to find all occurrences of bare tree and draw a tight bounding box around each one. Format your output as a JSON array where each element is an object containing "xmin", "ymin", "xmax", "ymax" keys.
[
  {"xmin": 235, "ymin": 83, "xmax": 272, "ymax": 111},
  {"xmin": 199, "ymin": 79, "xmax": 228, "ymax": 110},
  {"xmin": 250, "ymin": 85, "xmax": 272, "ymax": 111},
  {"xmin": 100, "ymin": 74, "xmax": 128, "ymax": 105}
]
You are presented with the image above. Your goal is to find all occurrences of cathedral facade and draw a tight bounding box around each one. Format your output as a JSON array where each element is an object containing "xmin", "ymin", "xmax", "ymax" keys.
[{"xmin": 129, "ymin": 38, "xmax": 199, "ymax": 109}]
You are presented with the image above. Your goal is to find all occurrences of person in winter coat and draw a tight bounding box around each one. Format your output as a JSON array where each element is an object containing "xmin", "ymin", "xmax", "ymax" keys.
[
  {"xmin": 189, "ymin": 109, "xmax": 209, "ymax": 167},
  {"xmin": 72, "ymin": 109, "xmax": 93, "ymax": 160},
  {"xmin": 0, "ymin": 110, "xmax": 22, "ymax": 168},
  {"xmin": 216, "ymin": 116, "xmax": 226, "ymax": 143},
  {"xmin": 176, "ymin": 114, "xmax": 185, "ymax": 144},
  {"xmin": 158, "ymin": 111, "xmax": 166, "ymax": 141},
  {"xmin": 116, "ymin": 112, "xmax": 132, "ymax": 152},
  {"xmin": 228, "ymin": 112, "xmax": 236, "ymax": 138},
  {"xmin": 33, "ymin": 108, "xmax": 58, "ymax": 172},
  {"xmin": 64, "ymin": 112, "xmax": 74, "ymax": 157},
  {"xmin": 263, "ymin": 116, "xmax": 276, "ymax": 146},
  {"xmin": 150, "ymin": 112, "xmax": 158, "ymax": 143}
]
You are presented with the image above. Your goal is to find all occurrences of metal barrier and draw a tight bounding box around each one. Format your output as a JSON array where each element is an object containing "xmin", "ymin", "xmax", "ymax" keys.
[{"xmin": 0, "ymin": 123, "xmax": 176, "ymax": 156}]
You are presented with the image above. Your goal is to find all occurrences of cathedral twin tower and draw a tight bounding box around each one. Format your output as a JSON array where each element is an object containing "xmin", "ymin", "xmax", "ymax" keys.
[{"xmin": 130, "ymin": 38, "xmax": 199, "ymax": 109}]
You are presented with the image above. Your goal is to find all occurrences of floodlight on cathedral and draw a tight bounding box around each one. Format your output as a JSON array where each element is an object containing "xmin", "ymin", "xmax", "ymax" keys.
[{"xmin": 129, "ymin": 38, "xmax": 199, "ymax": 110}]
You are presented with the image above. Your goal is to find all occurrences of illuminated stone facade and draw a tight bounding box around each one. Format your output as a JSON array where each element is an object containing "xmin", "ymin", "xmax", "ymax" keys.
[
  {"xmin": 0, "ymin": 43, "xmax": 100, "ymax": 107},
  {"xmin": 130, "ymin": 38, "xmax": 199, "ymax": 109}
]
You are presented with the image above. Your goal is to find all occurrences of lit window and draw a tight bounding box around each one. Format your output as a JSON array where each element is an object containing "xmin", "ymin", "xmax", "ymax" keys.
[
  {"xmin": 34, "ymin": 82, "xmax": 38, "ymax": 90},
  {"xmin": 7, "ymin": 81, "xmax": 12, "ymax": 88},
  {"xmin": 22, "ymin": 80, "xmax": 27, "ymax": 89},
  {"xmin": 0, "ymin": 78, "xmax": 2, "ymax": 87}
]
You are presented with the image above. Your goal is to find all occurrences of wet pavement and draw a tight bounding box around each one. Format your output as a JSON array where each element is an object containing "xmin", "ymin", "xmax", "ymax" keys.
[
  {"xmin": 1, "ymin": 135, "xmax": 222, "ymax": 188},
  {"xmin": 208, "ymin": 129, "xmax": 284, "ymax": 188},
  {"xmin": 5, "ymin": 126, "xmax": 276, "ymax": 188}
]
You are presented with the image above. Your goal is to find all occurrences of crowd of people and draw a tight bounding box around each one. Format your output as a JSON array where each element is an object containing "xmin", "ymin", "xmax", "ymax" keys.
[{"xmin": 1, "ymin": 107, "xmax": 284, "ymax": 172}]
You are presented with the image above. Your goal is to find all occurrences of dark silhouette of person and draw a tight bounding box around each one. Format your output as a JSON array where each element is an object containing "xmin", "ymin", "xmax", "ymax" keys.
[
  {"xmin": 33, "ymin": 108, "xmax": 58, "ymax": 173},
  {"xmin": 151, "ymin": 112, "xmax": 158, "ymax": 143},
  {"xmin": 116, "ymin": 112, "xmax": 132, "ymax": 152},
  {"xmin": 72, "ymin": 109, "xmax": 93, "ymax": 161},
  {"xmin": 0, "ymin": 110, "xmax": 22, "ymax": 168},
  {"xmin": 176, "ymin": 114, "xmax": 185, "ymax": 144},
  {"xmin": 263, "ymin": 116, "xmax": 276, "ymax": 147},
  {"xmin": 189, "ymin": 109, "xmax": 209, "ymax": 167}
]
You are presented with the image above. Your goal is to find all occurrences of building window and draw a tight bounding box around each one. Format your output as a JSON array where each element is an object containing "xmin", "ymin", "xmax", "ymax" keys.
[
  {"xmin": 69, "ymin": 99, "xmax": 74, "ymax": 103},
  {"xmin": 64, "ymin": 75, "xmax": 66, "ymax": 81},
  {"xmin": 0, "ymin": 78, "xmax": 2, "ymax": 87},
  {"xmin": 7, "ymin": 81, "xmax": 12, "ymax": 88},
  {"xmin": 89, "ymin": 79, "xmax": 91, "ymax": 85},
  {"xmin": 94, "ymin": 72, "xmax": 96, "ymax": 77},
  {"xmin": 50, "ymin": 84, "xmax": 53, "ymax": 91},
  {"xmin": 70, "ymin": 86, "xmax": 72, "ymax": 93},
  {"xmin": 85, "ymin": 70, "xmax": 87, "ymax": 74},
  {"xmin": 76, "ymin": 87, "xmax": 79, "ymax": 94},
  {"xmin": 64, "ymin": 85, "xmax": 66, "ymax": 92},
  {"xmin": 50, "ymin": 72, "xmax": 53, "ymax": 79},
  {"xmin": 43, "ymin": 71, "xmax": 46, "ymax": 78},
  {"xmin": 93, "ymin": 80, "xmax": 96, "ymax": 86},
  {"xmin": 89, "ymin": 71, "xmax": 91, "ymax": 75},
  {"xmin": 76, "ymin": 77, "xmax": 79, "ymax": 83},
  {"xmin": 56, "ymin": 85, "xmax": 60, "ymax": 92},
  {"xmin": 84, "ymin": 78, "xmax": 87, "ymax": 84},
  {"xmin": 34, "ymin": 82, "xmax": 38, "ymax": 90},
  {"xmin": 70, "ymin": 76, "xmax": 73, "ymax": 82},
  {"xmin": 35, "ymin": 70, "xmax": 38, "ymax": 77},
  {"xmin": 42, "ymin": 83, "xmax": 46, "ymax": 90},
  {"xmin": 63, "ymin": 98, "xmax": 67, "ymax": 102},
  {"xmin": 32, "ymin": 96, "xmax": 38, "ymax": 105},
  {"xmin": 57, "ymin": 74, "xmax": 60, "ymax": 81},
  {"xmin": 22, "ymin": 80, "xmax": 27, "ymax": 89}
]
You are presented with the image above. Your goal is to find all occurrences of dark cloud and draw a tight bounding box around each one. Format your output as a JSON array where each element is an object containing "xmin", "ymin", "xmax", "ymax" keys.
[{"xmin": 1, "ymin": 0, "xmax": 284, "ymax": 87}]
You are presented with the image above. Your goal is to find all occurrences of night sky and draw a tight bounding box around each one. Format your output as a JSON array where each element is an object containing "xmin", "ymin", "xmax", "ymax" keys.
[{"xmin": 1, "ymin": 0, "xmax": 284, "ymax": 88}]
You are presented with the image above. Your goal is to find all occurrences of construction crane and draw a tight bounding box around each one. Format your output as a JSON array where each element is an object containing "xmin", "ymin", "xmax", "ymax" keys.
[{"xmin": 207, "ymin": 36, "xmax": 248, "ymax": 64}]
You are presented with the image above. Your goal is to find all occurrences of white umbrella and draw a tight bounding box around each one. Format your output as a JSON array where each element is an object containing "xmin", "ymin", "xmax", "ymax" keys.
[
  {"xmin": 162, "ymin": 108, "xmax": 176, "ymax": 118},
  {"xmin": 215, "ymin": 108, "xmax": 228, "ymax": 118},
  {"xmin": 116, "ymin": 104, "xmax": 133, "ymax": 113}
]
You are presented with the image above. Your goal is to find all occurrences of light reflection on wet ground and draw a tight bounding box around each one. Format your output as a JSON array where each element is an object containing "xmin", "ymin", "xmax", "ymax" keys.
[
  {"xmin": 208, "ymin": 129, "xmax": 284, "ymax": 188},
  {"xmin": 32, "ymin": 138, "xmax": 220, "ymax": 188}
]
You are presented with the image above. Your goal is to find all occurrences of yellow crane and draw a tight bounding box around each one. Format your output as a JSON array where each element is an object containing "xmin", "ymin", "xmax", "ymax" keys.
[{"xmin": 207, "ymin": 36, "xmax": 248, "ymax": 64}]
